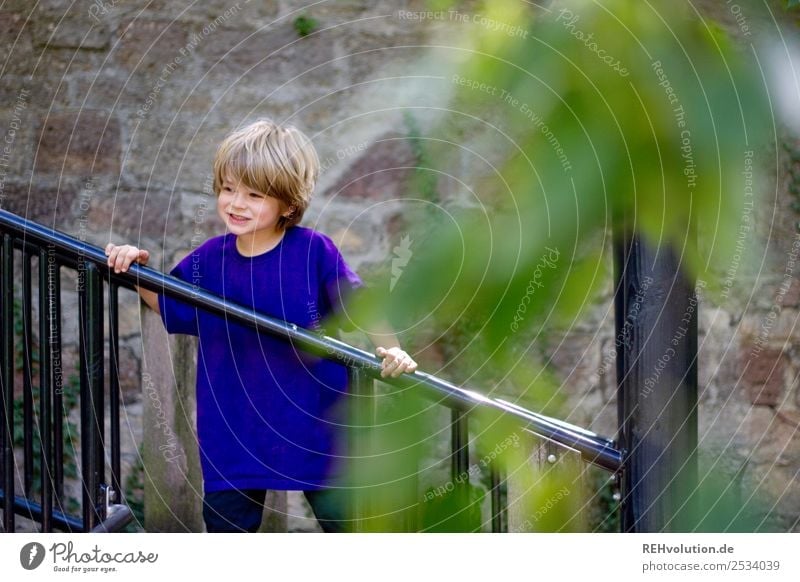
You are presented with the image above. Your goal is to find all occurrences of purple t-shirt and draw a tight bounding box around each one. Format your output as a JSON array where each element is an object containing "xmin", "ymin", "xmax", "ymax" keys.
[{"xmin": 158, "ymin": 227, "xmax": 363, "ymax": 492}]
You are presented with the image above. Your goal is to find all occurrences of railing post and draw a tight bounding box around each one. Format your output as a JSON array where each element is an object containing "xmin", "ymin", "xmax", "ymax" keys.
[
  {"xmin": 1, "ymin": 234, "xmax": 15, "ymax": 532},
  {"xmin": 108, "ymin": 283, "xmax": 121, "ymax": 503},
  {"xmin": 39, "ymin": 247, "xmax": 55, "ymax": 532},
  {"xmin": 50, "ymin": 250, "xmax": 64, "ymax": 507},
  {"xmin": 450, "ymin": 409, "xmax": 469, "ymax": 484},
  {"xmin": 22, "ymin": 251, "xmax": 34, "ymax": 497},
  {"xmin": 79, "ymin": 261, "xmax": 105, "ymax": 530},
  {"xmin": 614, "ymin": 232, "xmax": 698, "ymax": 532},
  {"xmin": 489, "ymin": 462, "xmax": 507, "ymax": 533},
  {"xmin": 450, "ymin": 408, "xmax": 469, "ymax": 520}
]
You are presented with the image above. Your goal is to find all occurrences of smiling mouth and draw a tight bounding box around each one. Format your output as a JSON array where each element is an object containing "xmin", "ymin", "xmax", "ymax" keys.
[{"xmin": 228, "ymin": 213, "xmax": 250, "ymax": 223}]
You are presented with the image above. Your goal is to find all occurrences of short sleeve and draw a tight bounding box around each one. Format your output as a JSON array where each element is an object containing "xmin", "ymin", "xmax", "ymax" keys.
[
  {"xmin": 158, "ymin": 252, "xmax": 201, "ymax": 336},
  {"xmin": 318, "ymin": 234, "xmax": 363, "ymax": 332}
]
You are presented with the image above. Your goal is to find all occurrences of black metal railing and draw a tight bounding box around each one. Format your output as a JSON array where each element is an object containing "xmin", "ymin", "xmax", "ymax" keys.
[
  {"xmin": 0, "ymin": 211, "xmax": 132, "ymax": 532},
  {"xmin": 0, "ymin": 208, "xmax": 623, "ymax": 532}
]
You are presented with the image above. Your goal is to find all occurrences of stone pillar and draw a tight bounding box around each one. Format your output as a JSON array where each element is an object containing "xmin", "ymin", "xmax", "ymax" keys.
[
  {"xmin": 141, "ymin": 305, "xmax": 287, "ymax": 532},
  {"xmin": 141, "ymin": 306, "xmax": 203, "ymax": 531}
]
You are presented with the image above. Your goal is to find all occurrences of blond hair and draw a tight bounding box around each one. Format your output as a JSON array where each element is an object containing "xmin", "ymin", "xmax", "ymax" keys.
[{"xmin": 212, "ymin": 119, "xmax": 319, "ymax": 230}]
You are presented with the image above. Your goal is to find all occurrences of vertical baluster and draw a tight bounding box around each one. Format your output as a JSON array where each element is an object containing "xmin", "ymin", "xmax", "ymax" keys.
[
  {"xmin": 22, "ymin": 250, "xmax": 33, "ymax": 496},
  {"xmin": 108, "ymin": 283, "xmax": 120, "ymax": 502},
  {"xmin": 348, "ymin": 366, "xmax": 373, "ymax": 533},
  {"xmin": 450, "ymin": 409, "xmax": 469, "ymax": 483},
  {"xmin": 39, "ymin": 247, "xmax": 54, "ymax": 532},
  {"xmin": 79, "ymin": 261, "xmax": 105, "ymax": 530},
  {"xmin": 51, "ymin": 255, "xmax": 64, "ymax": 508},
  {"xmin": 450, "ymin": 408, "xmax": 470, "ymax": 528},
  {"xmin": 1, "ymin": 235, "xmax": 15, "ymax": 532},
  {"xmin": 489, "ymin": 462, "xmax": 507, "ymax": 533}
]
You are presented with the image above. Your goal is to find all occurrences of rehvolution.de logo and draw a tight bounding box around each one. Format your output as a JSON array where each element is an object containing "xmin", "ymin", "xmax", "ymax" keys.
[{"xmin": 20, "ymin": 542, "xmax": 46, "ymax": 570}]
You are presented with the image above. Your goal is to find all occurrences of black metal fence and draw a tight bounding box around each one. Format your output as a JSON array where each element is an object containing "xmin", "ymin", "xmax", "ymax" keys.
[
  {"xmin": 0, "ymin": 214, "xmax": 132, "ymax": 532},
  {"xmin": 0, "ymin": 208, "xmax": 622, "ymax": 532}
]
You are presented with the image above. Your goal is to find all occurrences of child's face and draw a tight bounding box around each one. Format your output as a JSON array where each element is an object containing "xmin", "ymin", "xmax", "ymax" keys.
[{"xmin": 217, "ymin": 173, "xmax": 287, "ymax": 239}]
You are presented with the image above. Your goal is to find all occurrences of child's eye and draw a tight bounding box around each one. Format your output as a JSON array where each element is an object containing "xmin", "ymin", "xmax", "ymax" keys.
[{"xmin": 249, "ymin": 192, "xmax": 266, "ymax": 198}]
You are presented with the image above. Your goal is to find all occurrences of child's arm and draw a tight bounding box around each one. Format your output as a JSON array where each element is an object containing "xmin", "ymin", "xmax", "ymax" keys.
[
  {"xmin": 107, "ymin": 243, "xmax": 414, "ymax": 375},
  {"xmin": 365, "ymin": 320, "xmax": 418, "ymax": 378},
  {"xmin": 105, "ymin": 243, "xmax": 160, "ymax": 314}
]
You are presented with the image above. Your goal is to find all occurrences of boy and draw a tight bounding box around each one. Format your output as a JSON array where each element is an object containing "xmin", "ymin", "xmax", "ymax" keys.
[{"xmin": 106, "ymin": 119, "xmax": 417, "ymax": 532}]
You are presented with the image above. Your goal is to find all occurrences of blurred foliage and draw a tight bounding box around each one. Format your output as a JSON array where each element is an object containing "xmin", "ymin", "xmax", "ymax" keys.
[
  {"xmin": 588, "ymin": 468, "xmax": 620, "ymax": 533},
  {"xmin": 670, "ymin": 466, "xmax": 778, "ymax": 532},
  {"xmin": 404, "ymin": 112, "xmax": 441, "ymax": 205},
  {"xmin": 420, "ymin": 481, "xmax": 485, "ymax": 532},
  {"xmin": 293, "ymin": 14, "xmax": 318, "ymax": 37},
  {"xmin": 343, "ymin": 0, "xmax": 772, "ymax": 531},
  {"xmin": 353, "ymin": 0, "xmax": 770, "ymax": 391}
]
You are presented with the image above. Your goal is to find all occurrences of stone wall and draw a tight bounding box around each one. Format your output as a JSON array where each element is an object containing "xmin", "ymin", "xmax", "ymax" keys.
[{"xmin": 1, "ymin": 0, "xmax": 798, "ymax": 531}]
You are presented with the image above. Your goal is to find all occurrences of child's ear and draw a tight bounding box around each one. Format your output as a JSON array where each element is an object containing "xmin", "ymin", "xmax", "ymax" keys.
[{"xmin": 284, "ymin": 206, "xmax": 296, "ymax": 218}]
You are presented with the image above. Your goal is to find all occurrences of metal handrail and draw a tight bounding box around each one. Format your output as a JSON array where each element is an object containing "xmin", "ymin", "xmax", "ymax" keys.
[{"xmin": 0, "ymin": 208, "xmax": 622, "ymax": 473}]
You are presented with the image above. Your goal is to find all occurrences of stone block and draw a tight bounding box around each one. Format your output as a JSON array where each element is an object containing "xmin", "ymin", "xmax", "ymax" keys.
[
  {"xmin": 548, "ymin": 332, "xmax": 602, "ymax": 392},
  {"xmin": 116, "ymin": 0, "xmax": 278, "ymax": 24},
  {"xmin": 88, "ymin": 189, "xmax": 174, "ymax": 242},
  {"xmin": 743, "ymin": 347, "xmax": 787, "ymax": 383},
  {"xmin": 41, "ymin": 49, "xmax": 111, "ymax": 77},
  {"xmin": 0, "ymin": 101, "xmax": 36, "ymax": 177},
  {"xmin": 192, "ymin": 25, "xmax": 294, "ymax": 77},
  {"xmin": 37, "ymin": 111, "xmax": 121, "ymax": 175},
  {"xmin": 341, "ymin": 29, "xmax": 429, "ymax": 85},
  {"xmin": 745, "ymin": 377, "xmax": 785, "ymax": 408},
  {"xmin": 741, "ymin": 347, "xmax": 787, "ymax": 406},
  {"xmin": 209, "ymin": 81, "xmax": 294, "ymax": 120},
  {"xmin": 0, "ymin": 10, "xmax": 31, "ymax": 50},
  {"xmin": 782, "ymin": 277, "xmax": 800, "ymax": 308},
  {"xmin": 32, "ymin": 17, "xmax": 109, "ymax": 49},
  {"xmin": 739, "ymin": 405, "xmax": 776, "ymax": 452},
  {"xmin": 114, "ymin": 19, "xmax": 193, "ymax": 71},
  {"xmin": 384, "ymin": 210, "xmax": 407, "ymax": 242},
  {"xmin": 275, "ymin": 26, "xmax": 349, "ymax": 90},
  {"xmin": 121, "ymin": 113, "xmax": 224, "ymax": 190},
  {"xmin": 0, "ymin": 181, "xmax": 79, "ymax": 226},
  {"xmin": 0, "ymin": 0, "xmax": 36, "ymax": 11},
  {"xmin": 67, "ymin": 72, "xmax": 127, "ymax": 109},
  {"xmin": 325, "ymin": 132, "xmax": 416, "ymax": 200},
  {"xmin": 770, "ymin": 309, "xmax": 800, "ymax": 343},
  {"xmin": 28, "ymin": 75, "xmax": 74, "ymax": 110},
  {"xmin": 0, "ymin": 11, "xmax": 35, "ymax": 75}
]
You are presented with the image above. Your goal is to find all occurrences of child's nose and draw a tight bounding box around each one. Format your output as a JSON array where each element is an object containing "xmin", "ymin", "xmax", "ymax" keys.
[{"xmin": 230, "ymin": 191, "xmax": 247, "ymax": 208}]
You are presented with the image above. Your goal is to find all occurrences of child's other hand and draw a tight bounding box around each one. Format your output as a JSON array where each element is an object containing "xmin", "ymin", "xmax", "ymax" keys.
[
  {"xmin": 105, "ymin": 243, "xmax": 150, "ymax": 273},
  {"xmin": 376, "ymin": 347, "xmax": 418, "ymax": 378}
]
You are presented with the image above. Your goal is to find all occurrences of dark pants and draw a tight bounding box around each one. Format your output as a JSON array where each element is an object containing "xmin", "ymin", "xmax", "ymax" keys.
[{"xmin": 203, "ymin": 488, "xmax": 353, "ymax": 533}]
